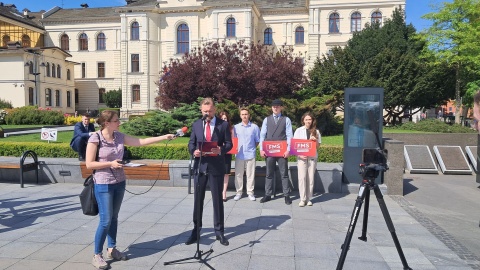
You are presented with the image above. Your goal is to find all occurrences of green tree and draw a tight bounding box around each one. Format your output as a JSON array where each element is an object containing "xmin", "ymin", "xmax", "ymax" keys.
[
  {"xmin": 103, "ymin": 89, "xmax": 122, "ymax": 108},
  {"xmin": 423, "ymin": 0, "xmax": 480, "ymax": 123}
]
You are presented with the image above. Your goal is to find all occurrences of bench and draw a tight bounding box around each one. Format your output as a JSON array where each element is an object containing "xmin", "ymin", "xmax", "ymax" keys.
[
  {"xmin": 0, "ymin": 150, "xmax": 40, "ymax": 188},
  {"xmin": 80, "ymin": 160, "xmax": 170, "ymax": 180}
]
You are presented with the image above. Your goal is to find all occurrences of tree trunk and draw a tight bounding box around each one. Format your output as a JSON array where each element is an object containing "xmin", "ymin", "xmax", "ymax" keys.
[{"xmin": 455, "ymin": 64, "xmax": 462, "ymax": 124}]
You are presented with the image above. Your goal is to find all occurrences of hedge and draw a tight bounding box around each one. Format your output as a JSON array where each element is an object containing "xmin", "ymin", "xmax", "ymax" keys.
[{"xmin": 0, "ymin": 142, "xmax": 343, "ymax": 163}]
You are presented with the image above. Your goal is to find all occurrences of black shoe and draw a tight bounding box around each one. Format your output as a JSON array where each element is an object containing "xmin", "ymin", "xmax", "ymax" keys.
[
  {"xmin": 216, "ymin": 234, "xmax": 229, "ymax": 246},
  {"xmin": 260, "ymin": 196, "xmax": 271, "ymax": 203},
  {"xmin": 185, "ymin": 233, "xmax": 197, "ymax": 245},
  {"xmin": 284, "ymin": 196, "xmax": 292, "ymax": 205},
  {"xmin": 78, "ymin": 156, "xmax": 85, "ymax": 161}
]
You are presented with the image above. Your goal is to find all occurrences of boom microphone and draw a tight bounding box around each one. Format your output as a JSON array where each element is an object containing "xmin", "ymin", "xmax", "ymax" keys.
[
  {"xmin": 201, "ymin": 114, "xmax": 209, "ymax": 121},
  {"xmin": 175, "ymin": 127, "xmax": 188, "ymax": 137}
]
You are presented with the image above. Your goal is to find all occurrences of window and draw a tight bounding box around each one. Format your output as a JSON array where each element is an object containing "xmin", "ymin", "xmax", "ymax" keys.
[
  {"xmin": 372, "ymin": 11, "xmax": 382, "ymax": 24},
  {"xmin": 132, "ymin": 84, "xmax": 140, "ymax": 102},
  {"xmin": 52, "ymin": 64, "xmax": 56, "ymax": 78},
  {"xmin": 22, "ymin": 35, "xmax": 31, "ymax": 48},
  {"xmin": 28, "ymin": 87, "xmax": 34, "ymax": 105},
  {"xmin": 45, "ymin": 88, "xmax": 52, "ymax": 106},
  {"xmin": 226, "ymin": 18, "xmax": 236, "ymax": 37},
  {"xmin": 98, "ymin": 62, "xmax": 105, "ymax": 78},
  {"xmin": 97, "ymin": 33, "xmax": 106, "ymax": 50},
  {"xmin": 264, "ymin": 28, "xmax": 272, "ymax": 45},
  {"xmin": 295, "ymin": 26, "xmax": 304, "ymax": 44},
  {"xmin": 131, "ymin": 54, "xmax": 139, "ymax": 72},
  {"xmin": 28, "ymin": 61, "xmax": 33, "ymax": 74},
  {"xmin": 2, "ymin": 35, "xmax": 10, "ymax": 47},
  {"xmin": 46, "ymin": 63, "xmax": 50, "ymax": 77},
  {"xmin": 177, "ymin": 24, "xmax": 189, "ymax": 54},
  {"xmin": 75, "ymin": 89, "xmax": 79, "ymax": 104},
  {"xmin": 55, "ymin": 90, "xmax": 60, "ymax": 107},
  {"xmin": 351, "ymin": 12, "xmax": 361, "ymax": 32},
  {"xmin": 61, "ymin": 34, "xmax": 69, "ymax": 50},
  {"xmin": 81, "ymin": 63, "xmax": 86, "ymax": 78},
  {"xmin": 99, "ymin": 88, "xmax": 106, "ymax": 103},
  {"xmin": 329, "ymin": 13, "xmax": 340, "ymax": 33},
  {"xmin": 67, "ymin": 69, "xmax": 71, "ymax": 80},
  {"xmin": 79, "ymin": 33, "xmax": 88, "ymax": 51},
  {"xmin": 131, "ymin": 22, "xmax": 140, "ymax": 40},
  {"xmin": 57, "ymin": 65, "xmax": 61, "ymax": 78},
  {"xmin": 67, "ymin": 91, "xmax": 71, "ymax": 107}
]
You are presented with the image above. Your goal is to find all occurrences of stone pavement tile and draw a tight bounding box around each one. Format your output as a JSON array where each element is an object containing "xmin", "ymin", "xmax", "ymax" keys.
[
  {"xmin": 65, "ymin": 245, "xmax": 92, "ymax": 263},
  {"xmin": 129, "ymin": 233, "xmax": 179, "ymax": 251},
  {"xmin": 7, "ymin": 216, "xmax": 57, "ymax": 231},
  {"xmin": 248, "ymin": 254, "xmax": 295, "ymax": 270},
  {"xmin": 341, "ymin": 260, "xmax": 391, "ymax": 270},
  {"xmin": 210, "ymin": 237, "xmax": 255, "ymax": 255},
  {"xmin": 111, "ymin": 247, "xmax": 167, "ymax": 269},
  {"xmin": 75, "ymin": 217, "xmax": 101, "ymax": 232},
  {"xmin": 295, "ymin": 258, "xmax": 338, "ymax": 270},
  {"xmin": 404, "ymin": 234, "xmax": 449, "ymax": 250},
  {"xmin": 258, "ymin": 215, "xmax": 292, "ymax": 230},
  {"xmin": 340, "ymin": 243, "xmax": 386, "ymax": 262},
  {"xmin": 124, "ymin": 211, "xmax": 164, "ymax": 223},
  {"xmin": 26, "ymin": 243, "xmax": 85, "ymax": 261},
  {"xmin": 294, "ymin": 242, "xmax": 338, "ymax": 259},
  {"xmin": 0, "ymin": 258, "xmax": 19, "ymax": 269},
  {"xmin": 225, "ymin": 225, "xmax": 258, "ymax": 241},
  {"xmin": 0, "ymin": 229, "xmax": 34, "ymax": 241},
  {"xmin": 146, "ymin": 223, "xmax": 190, "ymax": 236},
  {"xmin": 42, "ymin": 217, "xmax": 90, "ymax": 231},
  {"xmin": 3, "ymin": 259, "xmax": 63, "ymax": 270},
  {"xmin": 291, "ymin": 209, "xmax": 328, "ymax": 221},
  {"xmin": 120, "ymin": 202, "xmax": 153, "ymax": 215},
  {"xmin": 226, "ymin": 215, "xmax": 261, "ymax": 228},
  {"xmin": 434, "ymin": 266, "xmax": 475, "ymax": 270},
  {"xmin": 54, "ymin": 261, "xmax": 94, "ymax": 270},
  {"xmin": 198, "ymin": 252, "xmax": 250, "ymax": 270},
  {"xmin": 108, "ymin": 232, "xmax": 143, "ymax": 251},
  {"xmin": 52, "ymin": 230, "xmax": 94, "ymax": 245},
  {"xmin": 123, "ymin": 194, "xmax": 158, "ymax": 205},
  {"xmin": 117, "ymin": 220, "xmax": 154, "ymax": 234},
  {"xmin": 228, "ymin": 207, "xmax": 263, "ymax": 217},
  {"xmin": 254, "ymin": 227, "xmax": 294, "ymax": 242},
  {"xmin": 157, "ymin": 212, "xmax": 194, "ymax": 225},
  {"xmin": 294, "ymin": 228, "xmax": 334, "ymax": 244},
  {"xmin": 0, "ymin": 241, "xmax": 48, "ymax": 259},
  {"xmin": 422, "ymin": 248, "xmax": 469, "ymax": 267},
  {"xmin": 155, "ymin": 250, "xmax": 204, "ymax": 270},
  {"xmin": 293, "ymin": 218, "xmax": 330, "ymax": 231},
  {"xmin": 21, "ymin": 228, "xmax": 69, "ymax": 243},
  {"xmin": 139, "ymin": 203, "xmax": 176, "ymax": 214},
  {"xmin": 0, "ymin": 240, "xmax": 10, "ymax": 249},
  {"xmin": 251, "ymin": 239, "xmax": 294, "ymax": 257},
  {"xmin": 388, "ymin": 262, "xmax": 436, "ymax": 269},
  {"xmin": 377, "ymin": 246, "xmax": 433, "ymax": 265}
]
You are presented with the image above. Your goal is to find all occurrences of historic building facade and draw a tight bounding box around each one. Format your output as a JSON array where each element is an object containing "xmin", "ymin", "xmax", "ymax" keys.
[{"xmin": 4, "ymin": 0, "xmax": 405, "ymax": 116}]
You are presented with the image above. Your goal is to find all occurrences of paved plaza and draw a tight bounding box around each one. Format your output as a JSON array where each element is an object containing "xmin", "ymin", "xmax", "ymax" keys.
[{"xmin": 0, "ymin": 173, "xmax": 479, "ymax": 270}]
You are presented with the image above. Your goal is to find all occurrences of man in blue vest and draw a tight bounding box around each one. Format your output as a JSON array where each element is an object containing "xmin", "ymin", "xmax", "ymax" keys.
[{"xmin": 259, "ymin": 99, "xmax": 293, "ymax": 205}]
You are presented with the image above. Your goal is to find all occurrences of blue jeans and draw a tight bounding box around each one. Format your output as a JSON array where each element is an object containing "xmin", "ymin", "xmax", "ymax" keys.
[{"xmin": 94, "ymin": 181, "xmax": 126, "ymax": 254}]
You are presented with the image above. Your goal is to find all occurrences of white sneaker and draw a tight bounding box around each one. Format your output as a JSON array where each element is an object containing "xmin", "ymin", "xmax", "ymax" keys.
[
  {"xmin": 307, "ymin": 201, "xmax": 313, "ymax": 206},
  {"xmin": 234, "ymin": 194, "xmax": 241, "ymax": 201},
  {"xmin": 299, "ymin": 201, "xmax": 305, "ymax": 207},
  {"xmin": 92, "ymin": 254, "xmax": 108, "ymax": 269},
  {"xmin": 248, "ymin": 194, "xmax": 256, "ymax": 201}
]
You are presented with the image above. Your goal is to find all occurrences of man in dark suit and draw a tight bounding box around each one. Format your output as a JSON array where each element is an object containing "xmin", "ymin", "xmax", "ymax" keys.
[
  {"xmin": 70, "ymin": 114, "xmax": 95, "ymax": 161},
  {"xmin": 186, "ymin": 97, "xmax": 233, "ymax": 246}
]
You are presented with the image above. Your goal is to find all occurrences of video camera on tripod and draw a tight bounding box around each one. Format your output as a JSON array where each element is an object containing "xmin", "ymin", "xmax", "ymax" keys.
[{"xmin": 359, "ymin": 148, "xmax": 388, "ymax": 180}]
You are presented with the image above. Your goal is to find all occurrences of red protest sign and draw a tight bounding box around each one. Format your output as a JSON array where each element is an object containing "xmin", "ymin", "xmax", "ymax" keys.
[
  {"xmin": 290, "ymin": 138, "xmax": 317, "ymax": 157},
  {"xmin": 262, "ymin": 141, "xmax": 287, "ymax": 157}
]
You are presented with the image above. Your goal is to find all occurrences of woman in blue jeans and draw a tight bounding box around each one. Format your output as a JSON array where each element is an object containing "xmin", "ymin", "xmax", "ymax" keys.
[{"xmin": 85, "ymin": 110, "xmax": 174, "ymax": 269}]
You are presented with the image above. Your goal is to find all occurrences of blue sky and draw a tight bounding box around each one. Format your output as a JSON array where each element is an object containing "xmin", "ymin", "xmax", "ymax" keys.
[{"xmin": 17, "ymin": 0, "xmax": 449, "ymax": 31}]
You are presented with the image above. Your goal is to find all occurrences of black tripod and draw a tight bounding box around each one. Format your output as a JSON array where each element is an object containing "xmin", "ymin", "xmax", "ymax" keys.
[
  {"xmin": 336, "ymin": 164, "xmax": 412, "ymax": 270},
  {"xmin": 164, "ymin": 119, "xmax": 214, "ymax": 269}
]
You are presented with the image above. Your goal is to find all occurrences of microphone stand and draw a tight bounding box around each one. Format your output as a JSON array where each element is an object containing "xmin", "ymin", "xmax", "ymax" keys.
[{"xmin": 164, "ymin": 118, "xmax": 214, "ymax": 269}]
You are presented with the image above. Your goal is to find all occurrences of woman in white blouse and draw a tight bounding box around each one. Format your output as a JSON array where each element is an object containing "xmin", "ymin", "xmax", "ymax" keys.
[{"xmin": 293, "ymin": 112, "xmax": 321, "ymax": 207}]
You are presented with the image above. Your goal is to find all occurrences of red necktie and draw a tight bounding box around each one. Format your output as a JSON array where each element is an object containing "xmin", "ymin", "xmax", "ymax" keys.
[{"xmin": 206, "ymin": 121, "xmax": 211, "ymax": 141}]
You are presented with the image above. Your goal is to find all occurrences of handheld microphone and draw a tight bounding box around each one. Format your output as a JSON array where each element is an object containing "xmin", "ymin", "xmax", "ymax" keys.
[
  {"xmin": 174, "ymin": 127, "xmax": 188, "ymax": 137},
  {"xmin": 201, "ymin": 114, "xmax": 209, "ymax": 121}
]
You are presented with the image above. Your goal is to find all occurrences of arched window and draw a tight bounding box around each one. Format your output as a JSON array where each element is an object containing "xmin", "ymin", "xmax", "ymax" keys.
[
  {"xmin": 55, "ymin": 90, "xmax": 61, "ymax": 107},
  {"xmin": 2, "ymin": 35, "xmax": 10, "ymax": 47},
  {"xmin": 52, "ymin": 64, "xmax": 56, "ymax": 78},
  {"xmin": 97, "ymin": 33, "xmax": 106, "ymax": 50},
  {"xmin": 60, "ymin": 34, "xmax": 69, "ymax": 50},
  {"xmin": 79, "ymin": 33, "xmax": 88, "ymax": 51},
  {"xmin": 22, "ymin": 35, "xmax": 31, "ymax": 47},
  {"xmin": 67, "ymin": 69, "xmax": 71, "ymax": 80},
  {"xmin": 351, "ymin": 12, "xmax": 361, "ymax": 32},
  {"xmin": 57, "ymin": 65, "xmax": 61, "ymax": 78},
  {"xmin": 371, "ymin": 11, "xmax": 382, "ymax": 24},
  {"xmin": 295, "ymin": 26, "xmax": 304, "ymax": 44},
  {"xmin": 45, "ymin": 88, "xmax": 52, "ymax": 106},
  {"xmin": 99, "ymin": 88, "xmax": 106, "ymax": 103},
  {"xmin": 226, "ymin": 17, "xmax": 236, "ymax": 37},
  {"xmin": 131, "ymin": 21, "xmax": 140, "ymax": 40},
  {"xmin": 28, "ymin": 61, "xmax": 34, "ymax": 74},
  {"xmin": 45, "ymin": 63, "xmax": 50, "ymax": 77},
  {"xmin": 264, "ymin": 28, "xmax": 272, "ymax": 45},
  {"xmin": 329, "ymin": 13, "xmax": 340, "ymax": 33},
  {"xmin": 177, "ymin": 24, "xmax": 189, "ymax": 54}
]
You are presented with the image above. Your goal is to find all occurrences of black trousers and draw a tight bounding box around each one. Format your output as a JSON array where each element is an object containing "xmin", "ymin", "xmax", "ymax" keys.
[{"xmin": 192, "ymin": 173, "xmax": 224, "ymax": 234}]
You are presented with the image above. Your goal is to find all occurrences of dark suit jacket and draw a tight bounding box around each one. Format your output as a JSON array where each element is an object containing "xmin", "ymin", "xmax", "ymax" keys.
[
  {"xmin": 188, "ymin": 117, "xmax": 233, "ymax": 176},
  {"xmin": 70, "ymin": 122, "xmax": 95, "ymax": 147}
]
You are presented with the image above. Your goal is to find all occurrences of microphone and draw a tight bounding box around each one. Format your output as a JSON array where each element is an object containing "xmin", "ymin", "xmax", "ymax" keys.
[
  {"xmin": 201, "ymin": 114, "xmax": 209, "ymax": 121},
  {"xmin": 174, "ymin": 127, "xmax": 188, "ymax": 137}
]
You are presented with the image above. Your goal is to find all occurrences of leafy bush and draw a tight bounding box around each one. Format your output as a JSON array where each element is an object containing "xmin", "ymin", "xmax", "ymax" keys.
[
  {"xmin": 103, "ymin": 89, "xmax": 122, "ymax": 108},
  {"xmin": 5, "ymin": 106, "xmax": 64, "ymax": 125},
  {"xmin": 391, "ymin": 119, "xmax": 476, "ymax": 133},
  {"xmin": 122, "ymin": 111, "xmax": 182, "ymax": 136},
  {"xmin": 64, "ymin": 115, "xmax": 95, "ymax": 125},
  {"xmin": 0, "ymin": 98, "xmax": 12, "ymax": 109}
]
